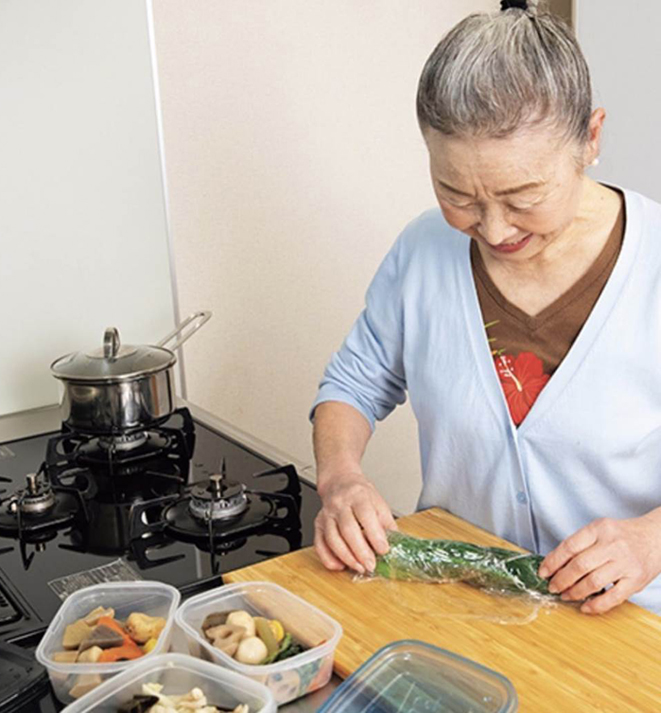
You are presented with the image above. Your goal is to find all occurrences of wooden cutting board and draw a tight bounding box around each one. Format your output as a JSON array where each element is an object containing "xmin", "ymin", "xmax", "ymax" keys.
[{"xmin": 225, "ymin": 508, "xmax": 661, "ymax": 712}]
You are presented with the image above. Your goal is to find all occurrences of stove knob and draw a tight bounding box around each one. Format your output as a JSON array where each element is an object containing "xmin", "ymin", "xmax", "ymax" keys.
[
  {"xmin": 26, "ymin": 473, "xmax": 39, "ymax": 495},
  {"xmin": 209, "ymin": 474, "xmax": 224, "ymax": 496}
]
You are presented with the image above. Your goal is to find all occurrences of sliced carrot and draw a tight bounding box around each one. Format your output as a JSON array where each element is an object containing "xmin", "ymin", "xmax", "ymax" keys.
[
  {"xmin": 96, "ymin": 616, "xmax": 141, "ymax": 647},
  {"xmin": 97, "ymin": 644, "xmax": 144, "ymax": 663}
]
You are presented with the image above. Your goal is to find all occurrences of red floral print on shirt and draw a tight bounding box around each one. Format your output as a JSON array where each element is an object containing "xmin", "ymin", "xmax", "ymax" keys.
[{"xmin": 495, "ymin": 352, "xmax": 550, "ymax": 425}]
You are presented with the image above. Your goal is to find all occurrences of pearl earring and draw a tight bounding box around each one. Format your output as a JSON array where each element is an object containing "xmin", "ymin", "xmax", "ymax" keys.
[{"xmin": 591, "ymin": 157, "xmax": 600, "ymax": 167}]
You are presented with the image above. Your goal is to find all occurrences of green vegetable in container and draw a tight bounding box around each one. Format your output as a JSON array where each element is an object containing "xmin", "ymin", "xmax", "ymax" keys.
[{"xmin": 374, "ymin": 531, "xmax": 555, "ymax": 597}]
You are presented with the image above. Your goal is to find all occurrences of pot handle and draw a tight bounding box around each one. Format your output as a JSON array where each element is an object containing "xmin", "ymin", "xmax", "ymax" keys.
[
  {"xmin": 156, "ymin": 311, "xmax": 212, "ymax": 352},
  {"xmin": 104, "ymin": 328, "xmax": 121, "ymax": 359}
]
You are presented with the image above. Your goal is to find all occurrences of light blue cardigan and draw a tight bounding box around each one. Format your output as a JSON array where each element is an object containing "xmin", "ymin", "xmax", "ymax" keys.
[{"xmin": 312, "ymin": 186, "xmax": 661, "ymax": 614}]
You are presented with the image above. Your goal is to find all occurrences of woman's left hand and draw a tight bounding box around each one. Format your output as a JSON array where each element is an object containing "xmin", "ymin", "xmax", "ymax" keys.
[{"xmin": 538, "ymin": 509, "xmax": 661, "ymax": 614}]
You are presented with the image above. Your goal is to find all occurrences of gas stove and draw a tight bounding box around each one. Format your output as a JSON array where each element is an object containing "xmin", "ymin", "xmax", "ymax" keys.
[{"xmin": 0, "ymin": 403, "xmax": 320, "ymax": 649}]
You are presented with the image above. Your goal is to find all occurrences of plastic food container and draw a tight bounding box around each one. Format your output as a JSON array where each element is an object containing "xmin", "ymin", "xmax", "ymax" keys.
[
  {"xmin": 36, "ymin": 581, "xmax": 181, "ymax": 705},
  {"xmin": 318, "ymin": 640, "xmax": 518, "ymax": 713},
  {"xmin": 60, "ymin": 653, "xmax": 276, "ymax": 712},
  {"xmin": 174, "ymin": 581, "xmax": 343, "ymax": 706}
]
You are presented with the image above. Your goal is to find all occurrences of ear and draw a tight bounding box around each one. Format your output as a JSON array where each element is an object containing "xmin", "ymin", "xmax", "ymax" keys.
[{"xmin": 584, "ymin": 108, "xmax": 606, "ymax": 166}]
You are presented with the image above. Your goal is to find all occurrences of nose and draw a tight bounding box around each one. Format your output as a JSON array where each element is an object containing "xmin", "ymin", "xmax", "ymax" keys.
[{"xmin": 475, "ymin": 208, "xmax": 520, "ymax": 246}]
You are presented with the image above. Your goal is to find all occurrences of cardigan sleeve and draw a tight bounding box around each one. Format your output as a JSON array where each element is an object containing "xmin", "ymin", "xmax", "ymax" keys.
[{"xmin": 310, "ymin": 236, "xmax": 407, "ymax": 431}]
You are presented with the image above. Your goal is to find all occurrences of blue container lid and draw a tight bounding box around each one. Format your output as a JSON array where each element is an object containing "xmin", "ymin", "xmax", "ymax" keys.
[{"xmin": 319, "ymin": 640, "xmax": 518, "ymax": 713}]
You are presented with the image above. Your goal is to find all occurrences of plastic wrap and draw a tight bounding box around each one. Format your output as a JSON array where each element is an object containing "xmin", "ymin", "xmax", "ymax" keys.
[{"xmin": 374, "ymin": 531, "xmax": 555, "ymax": 597}]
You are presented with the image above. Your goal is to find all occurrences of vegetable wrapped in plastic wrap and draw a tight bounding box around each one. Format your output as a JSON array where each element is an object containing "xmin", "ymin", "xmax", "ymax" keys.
[{"xmin": 374, "ymin": 531, "xmax": 555, "ymax": 597}]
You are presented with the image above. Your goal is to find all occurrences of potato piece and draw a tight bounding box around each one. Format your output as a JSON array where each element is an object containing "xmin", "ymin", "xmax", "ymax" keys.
[
  {"xmin": 225, "ymin": 611, "xmax": 255, "ymax": 639},
  {"xmin": 53, "ymin": 651, "xmax": 78, "ymax": 664},
  {"xmin": 76, "ymin": 646, "xmax": 103, "ymax": 663},
  {"xmin": 83, "ymin": 606, "xmax": 115, "ymax": 626},
  {"xmin": 69, "ymin": 673, "xmax": 103, "ymax": 698},
  {"xmin": 62, "ymin": 620, "xmax": 92, "ymax": 650},
  {"xmin": 235, "ymin": 636, "xmax": 268, "ymax": 665},
  {"xmin": 125, "ymin": 613, "xmax": 166, "ymax": 644}
]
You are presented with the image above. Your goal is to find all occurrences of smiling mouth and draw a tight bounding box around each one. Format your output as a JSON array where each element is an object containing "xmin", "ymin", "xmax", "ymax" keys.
[
  {"xmin": 503, "ymin": 234, "xmax": 531, "ymax": 246},
  {"xmin": 488, "ymin": 233, "xmax": 534, "ymax": 253}
]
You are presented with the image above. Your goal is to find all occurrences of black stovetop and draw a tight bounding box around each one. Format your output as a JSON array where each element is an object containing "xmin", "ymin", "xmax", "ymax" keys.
[{"xmin": 0, "ymin": 409, "xmax": 320, "ymax": 712}]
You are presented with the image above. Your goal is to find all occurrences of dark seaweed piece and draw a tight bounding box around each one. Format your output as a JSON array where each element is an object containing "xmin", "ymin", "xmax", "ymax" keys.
[
  {"xmin": 117, "ymin": 694, "xmax": 159, "ymax": 713},
  {"xmin": 79, "ymin": 624, "xmax": 126, "ymax": 652},
  {"xmin": 274, "ymin": 640, "xmax": 306, "ymax": 662}
]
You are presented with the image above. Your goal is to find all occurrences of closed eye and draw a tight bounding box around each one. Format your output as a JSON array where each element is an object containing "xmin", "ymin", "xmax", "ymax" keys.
[
  {"xmin": 444, "ymin": 198, "xmax": 476, "ymax": 209},
  {"xmin": 508, "ymin": 203, "xmax": 538, "ymax": 213}
]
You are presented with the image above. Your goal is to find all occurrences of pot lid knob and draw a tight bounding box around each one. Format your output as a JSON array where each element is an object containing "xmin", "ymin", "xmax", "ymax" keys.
[{"xmin": 103, "ymin": 328, "xmax": 121, "ymax": 359}]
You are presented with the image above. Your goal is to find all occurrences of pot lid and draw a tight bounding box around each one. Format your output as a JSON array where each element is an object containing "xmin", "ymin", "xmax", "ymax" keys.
[{"xmin": 51, "ymin": 327, "xmax": 176, "ymax": 382}]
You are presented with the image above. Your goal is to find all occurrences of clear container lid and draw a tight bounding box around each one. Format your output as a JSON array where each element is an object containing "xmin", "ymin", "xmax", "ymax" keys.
[
  {"xmin": 318, "ymin": 640, "xmax": 518, "ymax": 713},
  {"xmin": 51, "ymin": 327, "xmax": 176, "ymax": 382}
]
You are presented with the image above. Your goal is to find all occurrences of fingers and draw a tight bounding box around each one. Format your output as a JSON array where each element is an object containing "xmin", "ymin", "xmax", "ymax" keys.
[
  {"xmin": 314, "ymin": 520, "xmax": 345, "ymax": 572},
  {"xmin": 353, "ymin": 500, "xmax": 390, "ymax": 556},
  {"xmin": 546, "ymin": 543, "xmax": 612, "ymax": 595},
  {"xmin": 539, "ymin": 523, "xmax": 599, "ymax": 579},
  {"xmin": 559, "ymin": 560, "xmax": 620, "ymax": 602},
  {"xmin": 580, "ymin": 578, "xmax": 634, "ymax": 615},
  {"xmin": 376, "ymin": 499, "xmax": 398, "ymax": 532},
  {"xmin": 321, "ymin": 516, "xmax": 368, "ymax": 573},
  {"xmin": 338, "ymin": 508, "xmax": 378, "ymax": 572}
]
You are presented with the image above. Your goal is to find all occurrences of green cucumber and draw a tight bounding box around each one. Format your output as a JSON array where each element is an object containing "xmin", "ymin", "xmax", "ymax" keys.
[{"xmin": 374, "ymin": 531, "xmax": 553, "ymax": 596}]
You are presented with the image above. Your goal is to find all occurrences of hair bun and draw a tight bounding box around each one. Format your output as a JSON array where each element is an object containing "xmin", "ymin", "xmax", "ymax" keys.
[{"xmin": 500, "ymin": 0, "xmax": 529, "ymax": 10}]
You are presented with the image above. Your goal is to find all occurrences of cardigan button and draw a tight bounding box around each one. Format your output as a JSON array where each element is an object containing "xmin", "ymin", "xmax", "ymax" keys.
[{"xmin": 516, "ymin": 491, "xmax": 528, "ymax": 505}]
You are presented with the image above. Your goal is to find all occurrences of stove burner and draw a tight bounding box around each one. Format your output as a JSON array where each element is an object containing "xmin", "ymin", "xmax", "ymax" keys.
[
  {"xmin": 45, "ymin": 407, "xmax": 195, "ymax": 479},
  {"xmin": 188, "ymin": 463, "xmax": 249, "ymax": 521},
  {"xmin": 129, "ymin": 464, "xmax": 303, "ymax": 554},
  {"xmin": 75, "ymin": 432, "xmax": 173, "ymax": 467},
  {"xmin": 9, "ymin": 474, "xmax": 56, "ymax": 516},
  {"xmin": 98, "ymin": 431, "xmax": 149, "ymax": 452},
  {"xmin": 0, "ymin": 472, "xmax": 84, "ymax": 537},
  {"xmin": 169, "ymin": 493, "xmax": 272, "ymax": 540}
]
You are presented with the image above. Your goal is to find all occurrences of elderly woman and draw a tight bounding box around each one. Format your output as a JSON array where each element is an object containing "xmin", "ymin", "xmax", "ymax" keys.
[{"xmin": 310, "ymin": 0, "xmax": 661, "ymax": 615}]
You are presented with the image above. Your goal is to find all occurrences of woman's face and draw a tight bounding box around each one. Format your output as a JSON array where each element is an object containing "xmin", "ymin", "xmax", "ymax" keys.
[{"xmin": 424, "ymin": 123, "xmax": 594, "ymax": 263}]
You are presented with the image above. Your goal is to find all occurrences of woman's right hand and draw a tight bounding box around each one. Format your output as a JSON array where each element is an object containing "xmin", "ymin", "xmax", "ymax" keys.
[{"xmin": 314, "ymin": 470, "xmax": 397, "ymax": 574}]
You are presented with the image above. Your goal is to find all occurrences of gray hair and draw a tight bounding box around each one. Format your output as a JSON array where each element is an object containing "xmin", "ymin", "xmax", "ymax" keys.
[{"xmin": 417, "ymin": 1, "xmax": 592, "ymax": 145}]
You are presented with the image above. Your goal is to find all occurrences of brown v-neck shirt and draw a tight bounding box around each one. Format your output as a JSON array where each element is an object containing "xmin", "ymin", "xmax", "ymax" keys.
[{"xmin": 471, "ymin": 205, "xmax": 625, "ymax": 426}]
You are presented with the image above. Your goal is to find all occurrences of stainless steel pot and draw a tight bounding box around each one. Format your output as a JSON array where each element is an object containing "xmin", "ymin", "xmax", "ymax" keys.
[{"xmin": 50, "ymin": 312, "xmax": 211, "ymax": 434}]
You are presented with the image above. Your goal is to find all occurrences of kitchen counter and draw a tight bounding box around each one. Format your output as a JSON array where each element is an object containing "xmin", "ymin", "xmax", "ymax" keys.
[
  {"xmin": 281, "ymin": 676, "xmax": 340, "ymax": 711},
  {"xmin": 226, "ymin": 508, "xmax": 661, "ymax": 712}
]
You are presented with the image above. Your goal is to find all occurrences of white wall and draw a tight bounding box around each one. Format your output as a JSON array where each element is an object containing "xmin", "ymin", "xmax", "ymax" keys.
[
  {"xmin": 576, "ymin": 1, "xmax": 661, "ymax": 201},
  {"xmin": 152, "ymin": 0, "xmax": 494, "ymax": 513},
  {"xmin": 0, "ymin": 0, "xmax": 176, "ymax": 416}
]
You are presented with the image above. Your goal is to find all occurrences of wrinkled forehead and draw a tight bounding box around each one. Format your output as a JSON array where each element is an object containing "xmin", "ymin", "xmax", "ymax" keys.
[{"xmin": 423, "ymin": 125, "xmax": 570, "ymax": 187}]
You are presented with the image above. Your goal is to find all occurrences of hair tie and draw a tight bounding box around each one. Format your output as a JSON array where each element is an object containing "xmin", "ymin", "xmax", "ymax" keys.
[{"xmin": 500, "ymin": 0, "xmax": 528, "ymax": 10}]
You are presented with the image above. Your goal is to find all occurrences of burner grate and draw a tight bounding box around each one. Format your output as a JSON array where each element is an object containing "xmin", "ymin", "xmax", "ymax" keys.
[
  {"xmin": 129, "ymin": 465, "xmax": 302, "ymax": 550},
  {"xmin": 45, "ymin": 407, "xmax": 195, "ymax": 481}
]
